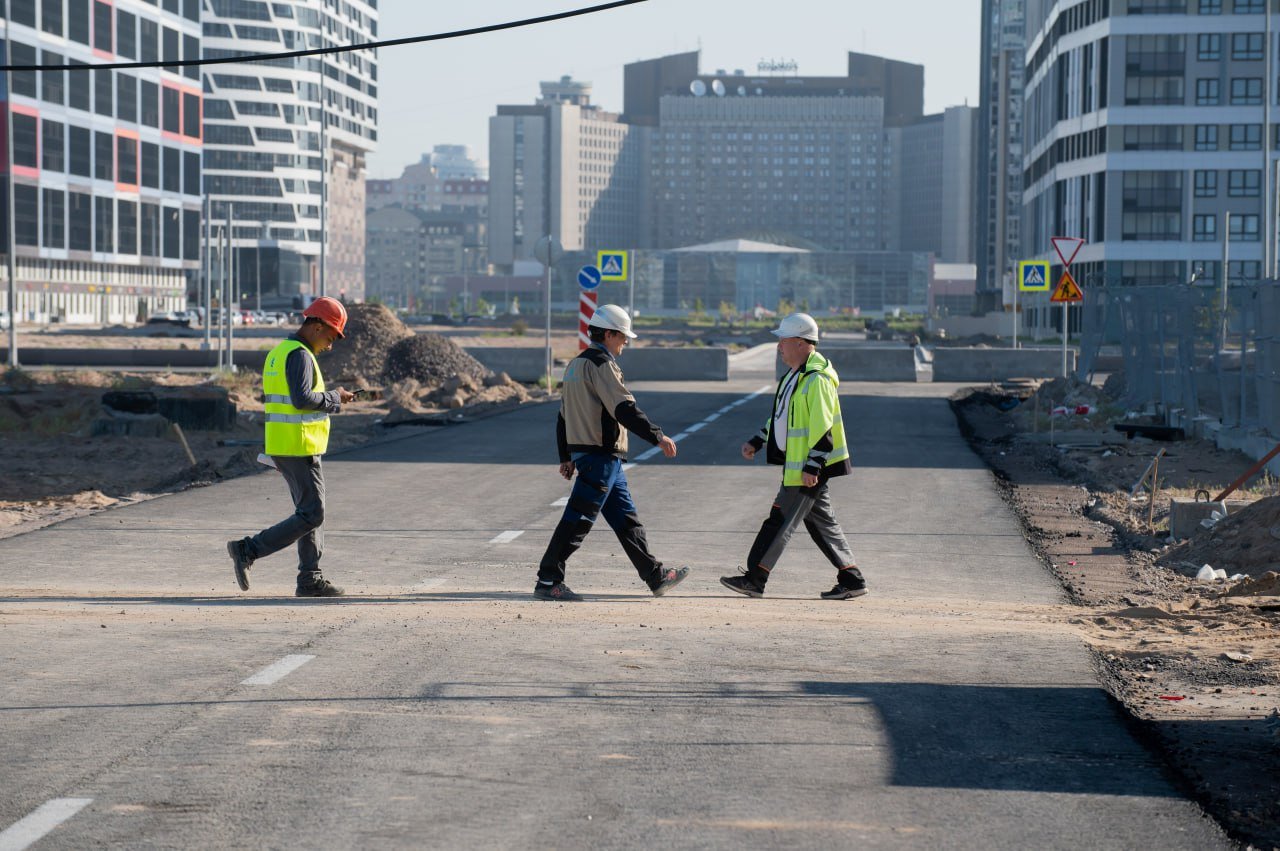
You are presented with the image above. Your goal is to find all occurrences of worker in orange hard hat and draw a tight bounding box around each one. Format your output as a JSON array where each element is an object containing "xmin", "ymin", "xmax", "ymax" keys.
[{"xmin": 226, "ymin": 296, "xmax": 356, "ymax": 597}]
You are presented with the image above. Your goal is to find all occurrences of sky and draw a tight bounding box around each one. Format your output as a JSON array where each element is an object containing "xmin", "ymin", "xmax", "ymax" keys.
[{"xmin": 366, "ymin": 0, "xmax": 982, "ymax": 179}]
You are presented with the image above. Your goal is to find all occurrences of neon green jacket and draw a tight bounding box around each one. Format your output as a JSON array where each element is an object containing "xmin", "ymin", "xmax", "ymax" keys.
[{"xmin": 751, "ymin": 351, "xmax": 851, "ymax": 486}]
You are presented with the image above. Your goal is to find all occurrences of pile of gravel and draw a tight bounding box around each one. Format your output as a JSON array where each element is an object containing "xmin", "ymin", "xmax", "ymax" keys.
[
  {"xmin": 382, "ymin": 333, "xmax": 489, "ymax": 386},
  {"xmin": 321, "ymin": 303, "xmax": 414, "ymax": 384}
]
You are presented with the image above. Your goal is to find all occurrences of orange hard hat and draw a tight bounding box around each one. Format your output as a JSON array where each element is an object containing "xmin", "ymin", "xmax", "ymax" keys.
[{"xmin": 302, "ymin": 296, "xmax": 347, "ymax": 338}]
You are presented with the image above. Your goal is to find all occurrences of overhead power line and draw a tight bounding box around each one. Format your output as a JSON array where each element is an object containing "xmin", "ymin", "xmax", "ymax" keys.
[{"xmin": 0, "ymin": 0, "xmax": 648, "ymax": 72}]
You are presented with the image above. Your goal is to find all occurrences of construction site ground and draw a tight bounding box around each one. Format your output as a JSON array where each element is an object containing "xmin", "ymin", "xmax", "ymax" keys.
[{"xmin": 952, "ymin": 383, "xmax": 1280, "ymax": 849}]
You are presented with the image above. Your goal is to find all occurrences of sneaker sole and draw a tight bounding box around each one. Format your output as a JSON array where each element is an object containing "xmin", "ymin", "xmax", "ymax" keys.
[
  {"xmin": 652, "ymin": 569, "xmax": 689, "ymax": 597},
  {"xmin": 820, "ymin": 588, "xmax": 868, "ymax": 600},
  {"xmin": 227, "ymin": 541, "xmax": 249, "ymax": 591},
  {"xmin": 719, "ymin": 576, "xmax": 763, "ymax": 598}
]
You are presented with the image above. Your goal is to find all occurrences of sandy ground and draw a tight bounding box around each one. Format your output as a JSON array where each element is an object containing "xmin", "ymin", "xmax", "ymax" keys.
[{"xmin": 952, "ymin": 383, "xmax": 1280, "ymax": 849}]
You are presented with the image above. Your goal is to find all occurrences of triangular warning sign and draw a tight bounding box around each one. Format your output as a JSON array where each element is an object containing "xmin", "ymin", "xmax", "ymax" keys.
[
  {"xmin": 1024, "ymin": 266, "xmax": 1044, "ymax": 286},
  {"xmin": 1050, "ymin": 271, "xmax": 1084, "ymax": 303},
  {"xmin": 601, "ymin": 256, "xmax": 622, "ymax": 276}
]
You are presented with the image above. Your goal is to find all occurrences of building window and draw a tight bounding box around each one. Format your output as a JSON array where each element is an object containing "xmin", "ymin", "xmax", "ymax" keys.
[
  {"xmin": 183, "ymin": 34, "xmax": 199, "ymax": 81},
  {"xmin": 162, "ymin": 147, "xmax": 180, "ymax": 193},
  {"xmin": 94, "ymin": 196, "xmax": 114, "ymax": 253},
  {"xmin": 140, "ymin": 18, "xmax": 158, "ymax": 64},
  {"xmin": 67, "ymin": 60, "xmax": 90, "ymax": 111},
  {"xmin": 41, "ymin": 0, "xmax": 63, "ymax": 36},
  {"xmin": 12, "ymin": 114, "xmax": 38, "ymax": 169},
  {"xmin": 1228, "ymin": 169, "xmax": 1261, "ymax": 196},
  {"xmin": 94, "ymin": 68, "xmax": 112, "ymax": 117},
  {"xmin": 1193, "ymin": 214, "xmax": 1218, "ymax": 240},
  {"xmin": 1233, "ymin": 0, "xmax": 1263, "ymax": 11},
  {"xmin": 140, "ymin": 203, "xmax": 158, "ymax": 256},
  {"xmin": 141, "ymin": 142, "xmax": 159, "ymax": 188},
  {"xmin": 1196, "ymin": 78, "xmax": 1220, "ymax": 104},
  {"xmin": 162, "ymin": 26, "xmax": 180, "ymax": 73},
  {"xmin": 1197, "ymin": 33, "xmax": 1221, "ymax": 59},
  {"xmin": 1123, "ymin": 125, "xmax": 1184, "ymax": 150},
  {"xmin": 117, "ymin": 10, "xmax": 137, "ymax": 59},
  {"xmin": 1124, "ymin": 75, "xmax": 1184, "ymax": 105},
  {"xmin": 42, "ymin": 188, "xmax": 65, "ymax": 249},
  {"xmin": 1230, "ymin": 77, "xmax": 1263, "ymax": 104},
  {"xmin": 141, "ymin": 80, "xmax": 159, "ymax": 128},
  {"xmin": 1229, "ymin": 214, "xmax": 1260, "ymax": 241},
  {"xmin": 1231, "ymin": 32, "xmax": 1264, "ymax": 59},
  {"xmin": 117, "ymin": 200, "xmax": 137, "ymax": 254},
  {"xmin": 68, "ymin": 126, "xmax": 91, "ymax": 176},
  {"xmin": 68, "ymin": 0, "xmax": 90, "ymax": 44},
  {"xmin": 162, "ymin": 87, "xmax": 180, "ymax": 134},
  {"xmin": 40, "ymin": 51, "xmax": 65, "ymax": 104},
  {"xmin": 183, "ymin": 151, "xmax": 199, "ymax": 196},
  {"xmin": 1196, "ymin": 124, "xmax": 1219, "ymax": 149},
  {"xmin": 42, "ymin": 120, "xmax": 64, "ymax": 172},
  {"xmin": 69, "ymin": 192, "xmax": 92, "ymax": 251},
  {"xmin": 11, "ymin": 43, "xmax": 37, "ymax": 98},
  {"xmin": 182, "ymin": 92, "xmax": 201, "ymax": 138},
  {"xmin": 117, "ymin": 136, "xmax": 138, "ymax": 185},
  {"xmin": 94, "ymin": 131, "xmax": 113, "ymax": 181},
  {"xmin": 115, "ymin": 73, "xmax": 137, "ymax": 124},
  {"xmin": 1229, "ymin": 123, "xmax": 1262, "ymax": 149},
  {"xmin": 92, "ymin": 0, "xmax": 112, "ymax": 52},
  {"xmin": 15, "ymin": 184, "xmax": 39, "ymax": 247},
  {"xmin": 183, "ymin": 209, "xmax": 199, "ymax": 260},
  {"xmin": 1200, "ymin": 0, "xmax": 1223, "ymax": 11},
  {"xmin": 1194, "ymin": 169, "xmax": 1218, "ymax": 197},
  {"xmin": 1127, "ymin": 0, "xmax": 1187, "ymax": 11},
  {"xmin": 163, "ymin": 206, "xmax": 180, "ymax": 259}
]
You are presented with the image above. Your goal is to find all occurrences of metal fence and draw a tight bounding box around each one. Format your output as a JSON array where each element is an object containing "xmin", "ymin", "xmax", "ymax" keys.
[{"xmin": 1077, "ymin": 281, "xmax": 1280, "ymax": 438}]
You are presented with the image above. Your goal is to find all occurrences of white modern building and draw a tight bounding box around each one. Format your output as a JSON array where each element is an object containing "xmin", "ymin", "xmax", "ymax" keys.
[
  {"xmin": 1022, "ymin": 0, "xmax": 1277, "ymax": 330},
  {"xmin": 1, "ymin": 0, "xmax": 202, "ymax": 324},
  {"xmin": 202, "ymin": 0, "xmax": 378, "ymax": 305}
]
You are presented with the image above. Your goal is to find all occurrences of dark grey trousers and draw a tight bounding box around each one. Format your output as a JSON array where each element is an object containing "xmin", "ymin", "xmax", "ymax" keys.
[
  {"xmin": 247, "ymin": 455, "xmax": 325, "ymax": 577},
  {"xmin": 746, "ymin": 482, "xmax": 863, "ymax": 588}
]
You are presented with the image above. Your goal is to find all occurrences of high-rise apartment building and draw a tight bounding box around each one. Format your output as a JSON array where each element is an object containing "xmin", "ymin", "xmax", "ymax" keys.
[
  {"xmin": 977, "ymin": 0, "xmax": 1027, "ymax": 311},
  {"xmin": 1, "ymin": 0, "xmax": 202, "ymax": 324},
  {"xmin": 489, "ymin": 77, "xmax": 643, "ymax": 269},
  {"xmin": 1022, "ymin": 0, "xmax": 1276, "ymax": 310},
  {"xmin": 202, "ymin": 0, "xmax": 377, "ymax": 305},
  {"xmin": 898, "ymin": 106, "xmax": 979, "ymax": 263},
  {"xmin": 368, "ymin": 145, "xmax": 487, "ymax": 212}
]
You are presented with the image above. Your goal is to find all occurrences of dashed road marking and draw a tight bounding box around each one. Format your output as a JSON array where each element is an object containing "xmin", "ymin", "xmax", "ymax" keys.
[
  {"xmin": 489, "ymin": 530, "xmax": 525, "ymax": 544},
  {"xmin": 550, "ymin": 496, "xmax": 569, "ymax": 508},
  {"xmin": 241, "ymin": 655, "xmax": 315, "ymax": 686},
  {"xmin": 0, "ymin": 798, "xmax": 94, "ymax": 851}
]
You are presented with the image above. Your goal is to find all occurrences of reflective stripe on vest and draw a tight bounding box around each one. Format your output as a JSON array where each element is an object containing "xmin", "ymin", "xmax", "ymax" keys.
[{"xmin": 262, "ymin": 338, "xmax": 330, "ymax": 456}]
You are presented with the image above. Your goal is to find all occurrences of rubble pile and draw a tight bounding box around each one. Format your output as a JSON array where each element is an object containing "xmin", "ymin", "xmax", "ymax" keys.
[
  {"xmin": 1159, "ymin": 494, "xmax": 1280, "ymax": 577},
  {"xmin": 320, "ymin": 303, "xmax": 414, "ymax": 384},
  {"xmin": 382, "ymin": 333, "xmax": 489, "ymax": 386},
  {"xmin": 1012, "ymin": 375, "xmax": 1120, "ymax": 431}
]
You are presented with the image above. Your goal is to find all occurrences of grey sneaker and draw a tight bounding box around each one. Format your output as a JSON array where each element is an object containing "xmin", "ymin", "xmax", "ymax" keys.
[
  {"xmin": 296, "ymin": 577, "xmax": 344, "ymax": 597},
  {"xmin": 227, "ymin": 539, "xmax": 253, "ymax": 591},
  {"xmin": 720, "ymin": 573, "xmax": 764, "ymax": 598},
  {"xmin": 534, "ymin": 582, "xmax": 583, "ymax": 601},
  {"xmin": 651, "ymin": 566, "xmax": 690, "ymax": 597},
  {"xmin": 820, "ymin": 584, "xmax": 867, "ymax": 600}
]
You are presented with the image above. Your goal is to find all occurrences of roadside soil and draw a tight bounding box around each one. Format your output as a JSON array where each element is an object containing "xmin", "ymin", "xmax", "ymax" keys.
[{"xmin": 952, "ymin": 381, "xmax": 1280, "ymax": 850}]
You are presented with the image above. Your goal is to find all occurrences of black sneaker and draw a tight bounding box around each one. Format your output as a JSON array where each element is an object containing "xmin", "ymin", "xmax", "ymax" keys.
[
  {"xmin": 720, "ymin": 573, "xmax": 764, "ymax": 598},
  {"xmin": 820, "ymin": 584, "xmax": 867, "ymax": 600},
  {"xmin": 227, "ymin": 539, "xmax": 253, "ymax": 591},
  {"xmin": 533, "ymin": 582, "xmax": 583, "ymax": 601},
  {"xmin": 296, "ymin": 577, "xmax": 344, "ymax": 597},
  {"xmin": 651, "ymin": 566, "xmax": 690, "ymax": 597}
]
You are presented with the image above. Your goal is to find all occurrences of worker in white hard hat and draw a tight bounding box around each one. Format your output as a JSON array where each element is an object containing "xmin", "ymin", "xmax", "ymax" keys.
[
  {"xmin": 534, "ymin": 303, "xmax": 689, "ymax": 601},
  {"xmin": 721, "ymin": 312, "xmax": 866, "ymax": 600}
]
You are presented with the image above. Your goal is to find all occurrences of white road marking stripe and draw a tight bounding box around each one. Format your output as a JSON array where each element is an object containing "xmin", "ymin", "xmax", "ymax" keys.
[
  {"xmin": 621, "ymin": 463, "xmax": 636, "ymax": 471},
  {"xmin": 704, "ymin": 412, "xmax": 721, "ymax": 422},
  {"xmin": 0, "ymin": 798, "xmax": 93, "ymax": 851},
  {"xmin": 684, "ymin": 422, "xmax": 706, "ymax": 434},
  {"xmin": 670, "ymin": 433, "xmax": 689, "ymax": 442},
  {"xmin": 241, "ymin": 655, "xmax": 315, "ymax": 686},
  {"xmin": 550, "ymin": 496, "xmax": 569, "ymax": 507},
  {"xmin": 489, "ymin": 530, "xmax": 524, "ymax": 544},
  {"xmin": 634, "ymin": 446, "xmax": 661, "ymax": 461},
  {"xmin": 412, "ymin": 578, "xmax": 449, "ymax": 592}
]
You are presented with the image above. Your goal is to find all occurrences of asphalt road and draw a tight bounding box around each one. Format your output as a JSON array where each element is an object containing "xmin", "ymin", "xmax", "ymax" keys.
[{"xmin": 0, "ymin": 348, "xmax": 1228, "ymax": 849}]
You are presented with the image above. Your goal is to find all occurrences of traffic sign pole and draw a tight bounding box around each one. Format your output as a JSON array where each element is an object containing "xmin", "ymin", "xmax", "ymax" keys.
[
  {"xmin": 1049, "ymin": 238, "xmax": 1086, "ymax": 378},
  {"xmin": 578, "ymin": 291, "xmax": 598, "ymax": 350}
]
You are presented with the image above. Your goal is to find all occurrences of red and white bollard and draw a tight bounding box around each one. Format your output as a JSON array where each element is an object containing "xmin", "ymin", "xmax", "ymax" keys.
[{"xmin": 578, "ymin": 290, "xmax": 598, "ymax": 350}]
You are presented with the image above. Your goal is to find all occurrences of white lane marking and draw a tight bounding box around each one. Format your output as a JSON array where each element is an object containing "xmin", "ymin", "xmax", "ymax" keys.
[
  {"xmin": 489, "ymin": 530, "xmax": 525, "ymax": 544},
  {"xmin": 684, "ymin": 422, "xmax": 706, "ymax": 434},
  {"xmin": 412, "ymin": 578, "xmax": 449, "ymax": 592},
  {"xmin": 669, "ymin": 432, "xmax": 690, "ymax": 442},
  {"xmin": 241, "ymin": 655, "xmax": 315, "ymax": 686},
  {"xmin": 550, "ymin": 496, "xmax": 569, "ymax": 508},
  {"xmin": 704, "ymin": 412, "xmax": 721, "ymax": 422},
  {"xmin": 0, "ymin": 798, "xmax": 93, "ymax": 851},
  {"xmin": 621, "ymin": 463, "xmax": 636, "ymax": 472},
  {"xmin": 634, "ymin": 446, "xmax": 661, "ymax": 462}
]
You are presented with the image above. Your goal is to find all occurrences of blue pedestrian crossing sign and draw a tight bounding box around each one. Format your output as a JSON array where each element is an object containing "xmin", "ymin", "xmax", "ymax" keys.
[
  {"xmin": 1018, "ymin": 260, "xmax": 1051, "ymax": 292},
  {"xmin": 597, "ymin": 250, "xmax": 628, "ymax": 281},
  {"xmin": 577, "ymin": 265, "xmax": 602, "ymax": 291}
]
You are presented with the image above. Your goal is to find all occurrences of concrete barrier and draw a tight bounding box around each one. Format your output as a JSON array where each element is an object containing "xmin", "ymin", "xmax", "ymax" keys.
[
  {"xmin": 818, "ymin": 347, "xmax": 918, "ymax": 382},
  {"xmin": 466, "ymin": 347, "xmax": 729, "ymax": 382},
  {"xmin": 931, "ymin": 347, "xmax": 1076, "ymax": 382}
]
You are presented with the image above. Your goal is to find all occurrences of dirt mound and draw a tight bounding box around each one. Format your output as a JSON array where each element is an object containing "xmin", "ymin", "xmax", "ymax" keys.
[
  {"xmin": 320, "ymin": 303, "xmax": 414, "ymax": 384},
  {"xmin": 1224, "ymin": 570, "xmax": 1280, "ymax": 597},
  {"xmin": 1159, "ymin": 494, "xmax": 1280, "ymax": 577},
  {"xmin": 1010, "ymin": 376, "xmax": 1121, "ymax": 432},
  {"xmin": 382, "ymin": 333, "xmax": 489, "ymax": 386}
]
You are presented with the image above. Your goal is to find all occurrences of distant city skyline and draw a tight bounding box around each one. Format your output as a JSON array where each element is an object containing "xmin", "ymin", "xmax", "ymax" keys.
[{"xmin": 368, "ymin": 0, "xmax": 982, "ymax": 178}]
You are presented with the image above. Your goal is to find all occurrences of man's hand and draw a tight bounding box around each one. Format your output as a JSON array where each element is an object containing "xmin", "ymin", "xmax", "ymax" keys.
[
  {"xmin": 558, "ymin": 461, "xmax": 575, "ymax": 480},
  {"xmin": 741, "ymin": 442, "xmax": 756, "ymax": 461},
  {"xmin": 802, "ymin": 471, "xmax": 819, "ymax": 488},
  {"xmin": 336, "ymin": 387, "xmax": 356, "ymax": 404},
  {"xmin": 659, "ymin": 436, "xmax": 678, "ymax": 458}
]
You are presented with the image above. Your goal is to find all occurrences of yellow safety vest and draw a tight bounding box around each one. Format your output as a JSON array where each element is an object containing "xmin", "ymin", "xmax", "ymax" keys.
[
  {"xmin": 778, "ymin": 352, "xmax": 850, "ymax": 486},
  {"xmin": 262, "ymin": 338, "xmax": 330, "ymax": 456}
]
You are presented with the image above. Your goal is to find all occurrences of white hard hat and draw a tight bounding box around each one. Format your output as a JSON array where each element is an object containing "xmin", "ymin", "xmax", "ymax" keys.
[
  {"xmin": 771, "ymin": 312, "xmax": 819, "ymax": 342},
  {"xmin": 588, "ymin": 303, "xmax": 637, "ymax": 339}
]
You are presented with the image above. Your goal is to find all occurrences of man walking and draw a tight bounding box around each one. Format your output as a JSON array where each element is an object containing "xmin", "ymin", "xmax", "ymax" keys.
[
  {"xmin": 227, "ymin": 296, "xmax": 355, "ymax": 597},
  {"xmin": 536, "ymin": 304, "xmax": 689, "ymax": 601},
  {"xmin": 721, "ymin": 312, "xmax": 866, "ymax": 600}
]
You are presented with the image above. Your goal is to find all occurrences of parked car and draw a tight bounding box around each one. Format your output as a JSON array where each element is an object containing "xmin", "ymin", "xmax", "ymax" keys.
[
  {"xmin": 146, "ymin": 311, "xmax": 190, "ymax": 328},
  {"xmin": 0, "ymin": 310, "xmax": 9, "ymax": 330}
]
